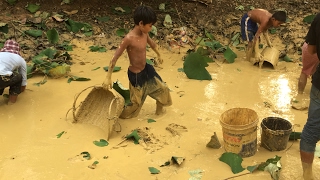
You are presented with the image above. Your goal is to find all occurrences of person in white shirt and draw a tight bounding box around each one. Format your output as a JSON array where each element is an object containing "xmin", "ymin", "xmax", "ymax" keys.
[{"xmin": 0, "ymin": 39, "xmax": 27, "ymax": 104}]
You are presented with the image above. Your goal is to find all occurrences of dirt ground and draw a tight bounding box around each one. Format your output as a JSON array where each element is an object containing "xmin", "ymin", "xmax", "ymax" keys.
[{"xmin": 1, "ymin": 0, "xmax": 320, "ymax": 180}]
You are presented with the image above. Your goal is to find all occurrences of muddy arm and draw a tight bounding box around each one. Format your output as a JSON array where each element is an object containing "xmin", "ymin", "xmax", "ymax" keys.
[{"xmin": 263, "ymin": 31, "xmax": 272, "ymax": 47}]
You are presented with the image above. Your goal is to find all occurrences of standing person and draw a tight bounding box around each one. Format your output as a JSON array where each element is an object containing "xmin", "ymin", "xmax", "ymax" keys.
[
  {"xmin": 300, "ymin": 13, "xmax": 320, "ymax": 180},
  {"xmin": 0, "ymin": 39, "xmax": 27, "ymax": 104},
  {"xmin": 298, "ymin": 42, "xmax": 319, "ymax": 94},
  {"xmin": 240, "ymin": 9, "xmax": 286, "ymax": 64},
  {"xmin": 104, "ymin": 5, "xmax": 172, "ymax": 119}
]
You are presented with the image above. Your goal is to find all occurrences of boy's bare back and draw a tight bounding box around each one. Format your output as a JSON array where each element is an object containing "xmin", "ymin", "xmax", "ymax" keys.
[{"xmin": 248, "ymin": 9, "xmax": 272, "ymax": 32}]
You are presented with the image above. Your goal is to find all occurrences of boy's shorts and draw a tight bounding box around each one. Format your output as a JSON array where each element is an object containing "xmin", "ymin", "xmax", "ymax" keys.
[
  {"xmin": 0, "ymin": 71, "xmax": 22, "ymax": 95},
  {"xmin": 241, "ymin": 13, "xmax": 258, "ymax": 41}
]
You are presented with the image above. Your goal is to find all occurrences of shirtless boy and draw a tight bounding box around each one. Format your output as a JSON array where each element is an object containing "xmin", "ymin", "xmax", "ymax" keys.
[
  {"xmin": 241, "ymin": 9, "xmax": 286, "ymax": 63},
  {"xmin": 104, "ymin": 5, "xmax": 172, "ymax": 119}
]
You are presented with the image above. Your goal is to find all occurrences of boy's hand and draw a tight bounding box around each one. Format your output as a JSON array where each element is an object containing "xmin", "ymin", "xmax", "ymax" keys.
[
  {"xmin": 255, "ymin": 53, "xmax": 263, "ymax": 62},
  {"xmin": 154, "ymin": 56, "xmax": 163, "ymax": 66},
  {"xmin": 103, "ymin": 78, "xmax": 112, "ymax": 89}
]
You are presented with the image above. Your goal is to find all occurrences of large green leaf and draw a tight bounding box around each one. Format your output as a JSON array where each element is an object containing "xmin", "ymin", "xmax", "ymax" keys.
[
  {"xmin": 26, "ymin": 3, "xmax": 40, "ymax": 13},
  {"xmin": 48, "ymin": 63, "xmax": 71, "ymax": 78},
  {"xmin": 65, "ymin": 19, "xmax": 84, "ymax": 33},
  {"xmin": 25, "ymin": 29, "xmax": 43, "ymax": 37},
  {"xmin": 303, "ymin": 15, "xmax": 316, "ymax": 24},
  {"xmin": 125, "ymin": 129, "xmax": 140, "ymax": 144},
  {"xmin": 113, "ymin": 80, "xmax": 131, "ymax": 105},
  {"xmin": 224, "ymin": 46, "xmax": 237, "ymax": 63},
  {"xmin": 183, "ymin": 52, "xmax": 212, "ymax": 80},
  {"xmin": 219, "ymin": 152, "xmax": 245, "ymax": 174},
  {"xmin": 47, "ymin": 28, "xmax": 59, "ymax": 44}
]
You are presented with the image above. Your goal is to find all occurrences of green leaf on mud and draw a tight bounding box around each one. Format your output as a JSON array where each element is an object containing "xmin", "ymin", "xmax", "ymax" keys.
[
  {"xmin": 183, "ymin": 52, "xmax": 212, "ymax": 80},
  {"xmin": 224, "ymin": 46, "xmax": 237, "ymax": 63},
  {"xmin": 205, "ymin": 29, "xmax": 215, "ymax": 40},
  {"xmin": 33, "ymin": 79, "xmax": 47, "ymax": 86},
  {"xmin": 67, "ymin": 76, "xmax": 91, "ymax": 83},
  {"xmin": 103, "ymin": 66, "xmax": 121, "ymax": 72},
  {"xmin": 195, "ymin": 37, "xmax": 206, "ymax": 46},
  {"xmin": 282, "ymin": 55, "xmax": 292, "ymax": 62},
  {"xmin": 89, "ymin": 45, "xmax": 106, "ymax": 52},
  {"xmin": 196, "ymin": 47, "xmax": 210, "ymax": 56},
  {"xmin": 116, "ymin": 28, "xmax": 128, "ymax": 37},
  {"xmin": 148, "ymin": 167, "xmax": 160, "ymax": 174},
  {"xmin": 205, "ymin": 41, "xmax": 223, "ymax": 50},
  {"xmin": 65, "ymin": 19, "xmax": 84, "ymax": 33},
  {"xmin": 56, "ymin": 131, "xmax": 65, "ymax": 138},
  {"xmin": 219, "ymin": 152, "xmax": 245, "ymax": 174},
  {"xmin": 303, "ymin": 15, "xmax": 316, "ymax": 24},
  {"xmin": 113, "ymin": 80, "xmax": 131, "ymax": 105},
  {"xmin": 171, "ymin": 156, "xmax": 185, "ymax": 165},
  {"xmin": 7, "ymin": 0, "xmax": 17, "ymax": 5},
  {"xmin": 25, "ymin": 29, "xmax": 43, "ymax": 37},
  {"xmin": 125, "ymin": 129, "xmax": 140, "ymax": 144},
  {"xmin": 0, "ymin": 23, "xmax": 9, "ymax": 34},
  {"xmin": 289, "ymin": 132, "xmax": 301, "ymax": 140},
  {"xmin": 146, "ymin": 58, "xmax": 154, "ymax": 65},
  {"xmin": 93, "ymin": 139, "xmax": 109, "ymax": 147},
  {"xmin": 80, "ymin": 151, "xmax": 91, "ymax": 160},
  {"xmin": 26, "ymin": 3, "xmax": 40, "ymax": 13},
  {"xmin": 147, "ymin": 119, "xmax": 156, "ymax": 123},
  {"xmin": 96, "ymin": 16, "xmax": 110, "ymax": 22},
  {"xmin": 269, "ymin": 28, "xmax": 277, "ymax": 34},
  {"xmin": 160, "ymin": 161, "xmax": 171, "ymax": 167},
  {"xmin": 47, "ymin": 28, "xmax": 59, "ymax": 44},
  {"xmin": 264, "ymin": 163, "xmax": 280, "ymax": 180}
]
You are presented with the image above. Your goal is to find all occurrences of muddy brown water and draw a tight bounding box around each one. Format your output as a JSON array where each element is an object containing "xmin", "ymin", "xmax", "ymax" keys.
[{"xmin": 0, "ymin": 38, "xmax": 318, "ymax": 180}]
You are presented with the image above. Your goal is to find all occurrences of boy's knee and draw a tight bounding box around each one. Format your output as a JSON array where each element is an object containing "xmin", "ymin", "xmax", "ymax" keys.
[{"xmin": 300, "ymin": 139, "xmax": 316, "ymax": 153}]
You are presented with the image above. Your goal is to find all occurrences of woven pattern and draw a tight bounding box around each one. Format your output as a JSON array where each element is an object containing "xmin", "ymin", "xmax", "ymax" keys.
[{"xmin": 73, "ymin": 86, "xmax": 125, "ymax": 140}]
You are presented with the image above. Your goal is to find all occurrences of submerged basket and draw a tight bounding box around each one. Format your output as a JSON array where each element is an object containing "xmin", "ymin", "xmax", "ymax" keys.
[{"xmin": 73, "ymin": 86, "xmax": 125, "ymax": 140}]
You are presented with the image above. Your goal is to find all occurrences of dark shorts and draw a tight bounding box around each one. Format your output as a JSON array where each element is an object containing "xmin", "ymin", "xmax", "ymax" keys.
[
  {"xmin": 127, "ymin": 63, "xmax": 162, "ymax": 87},
  {"xmin": 0, "ymin": 71, "xmax": 22, "ymax": 95},
  {"xmin": 241, "ymin": 13, "xmax": 258, "ymax": 41}
]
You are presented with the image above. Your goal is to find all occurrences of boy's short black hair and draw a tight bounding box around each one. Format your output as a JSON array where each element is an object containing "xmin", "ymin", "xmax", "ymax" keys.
[
  {"xmin": 133, "ymin": 5, "xmax": 157, "ymax": 25},
  {"xmin": 272, "ymin": 11, "xmax": 287, "ymax": 22}
]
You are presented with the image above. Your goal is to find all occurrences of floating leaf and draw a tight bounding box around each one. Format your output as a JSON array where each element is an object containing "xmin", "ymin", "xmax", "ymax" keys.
[
  {"xmin": 113, "ymin": 80, "xmax": 131, "ymax": 105},
  {"xmin": 80, "ymin": 151, "xmax": 91, "ymax": 160},
  {"xmin": 67, "ymin": 76, "xmax": 91, "ymax": 83},
  {"xmin": 160, "ymin": 161, "xmax": 170, "ymax": 167},
  {"xmin": 25, "ymin": 29, "xmax": 43, "ymax": 37},
  {"xmin": 88, "ymin": 161, "xmax": 99, "ymax": 169},
  {"xmin": 116, "ymin": 28, "xmax": 128, "ymax": 37},
  {"xmin": 171, "ymin": 156, "xmax": 185, "ymax": 165},
  {"xmin": 93, "ymin": 139, "xmax": 109, "ymax": 147},
  {"xmin": 147, "ymin": 119, "xmax": 156, "ymax": 123},
  {"xmin": 103, "ymin": 66, "xmax": 121, "ymax": 72},
  {"xmin": 47, "ymin": 28, "xmax": 59, "ymax": 44},
  {"xmin": 189, "ymin": 169, "xmax": 203, "ymax": 180},
  {"xmin": 49, "ymin": 64, "xmax": 71, "ymax": 78},
  {"xmin": 92, "ymin": 67, "xmax": 100, "ymax": 71},
  {"xmin": 219, "ymin": 152, "xmax": 245, "ymax": 174},
  {"xmin": 148, "ymin": 167, "xmax": 160, "ymax": 174},
  {"xmin": 89, "ymin": 46, "xmax": 107, "ymax": 52},
  {"xmin": 56, "ymin": 131, "xmax": 65, "ymax": 138},
  {"xmin": 96, "ymin": 16, "xmax": 110, "ymax": 22},
  {"xmin": 183, "ymin": 52, "xmax": 212, "ymax": 80},
  {"xmin": 125, "ymin": 129, "xmax": 140, "ymax": 144},
  {"xmin": 224, "ymin": 46, "xmax": 237, "ymax": 63},
  {"xmin": 247, "ymin": 165, "xmax": 259, "ymax": 173},
  {"xmin": 303, "ymin": 15, "xmax": 316, "ymax": 24},
  {"xmin": 26, "ymin": 3, "xmax": 40, "ymax": 13}
]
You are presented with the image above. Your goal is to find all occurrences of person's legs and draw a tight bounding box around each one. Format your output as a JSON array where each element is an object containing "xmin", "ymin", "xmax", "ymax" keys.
[
  {"xmin": 300, "ymin": 85, "xmax": 320, "ymax": 179},
  {"xmin": 8, "ymin": 72, "xmax": 22, "ymax": 104},
  {"xmin": 148, "ymin": 77, "xmax": 172, "ymax": 115}
]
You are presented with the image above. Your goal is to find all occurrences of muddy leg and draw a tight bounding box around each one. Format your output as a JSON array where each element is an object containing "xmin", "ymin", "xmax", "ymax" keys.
[
  {"xmin": 300, "ymin": 150, "xmax": 314, "ymax": 180},
  {"xmin": 298, "ymin": 72, "xmax": 308, "ymax": 94}
]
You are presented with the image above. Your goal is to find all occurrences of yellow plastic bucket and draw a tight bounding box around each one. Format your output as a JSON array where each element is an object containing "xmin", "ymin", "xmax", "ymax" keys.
[{"xmin": 220, "ymin": 108, "xmax": 259, "ymax": 157}]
